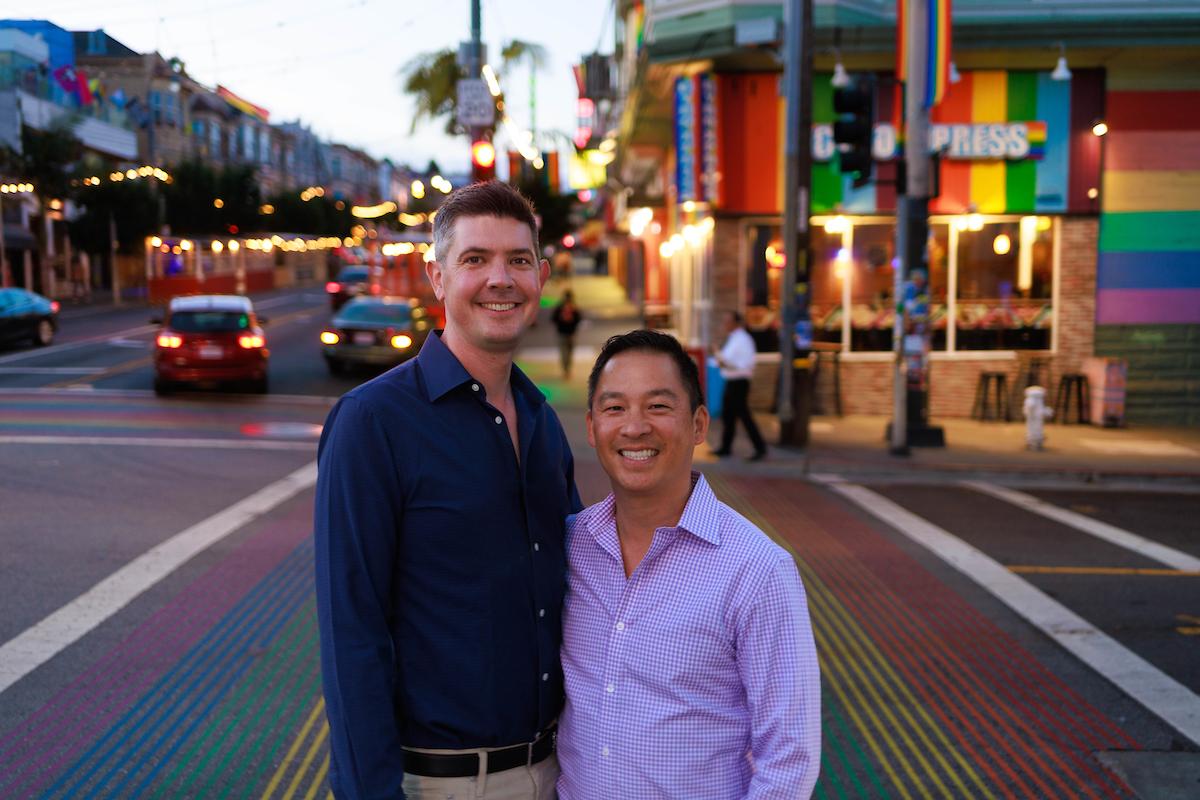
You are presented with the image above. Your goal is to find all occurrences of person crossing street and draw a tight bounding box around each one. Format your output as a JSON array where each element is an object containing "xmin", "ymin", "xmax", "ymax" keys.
[{"xmin": 712, "ymin": 310, "xmax": 768, "ymax": 461}]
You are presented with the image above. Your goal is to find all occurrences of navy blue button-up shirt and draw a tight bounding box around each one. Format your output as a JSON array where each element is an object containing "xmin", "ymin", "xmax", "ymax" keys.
[{"xmin": 315, "ymin": 332, "xmax": 582, "ymax": 799}]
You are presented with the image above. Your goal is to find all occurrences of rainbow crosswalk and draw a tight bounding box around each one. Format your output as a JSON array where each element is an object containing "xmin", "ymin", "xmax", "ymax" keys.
[{"xmin": 0, "ymin": 462, "xmax": 1144, "ymax": 798}]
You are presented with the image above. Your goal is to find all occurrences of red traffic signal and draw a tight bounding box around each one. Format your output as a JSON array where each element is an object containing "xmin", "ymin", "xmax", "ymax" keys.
[{"xmin": 471, "ymin": 140, "xmax": 496, "ymax": 182}]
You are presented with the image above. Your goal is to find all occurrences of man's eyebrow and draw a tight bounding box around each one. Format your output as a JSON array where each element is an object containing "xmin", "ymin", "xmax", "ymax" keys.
[
  {"xmin": 456, "ymin": 246, "xmax": 536, "ymax": 258},
  {"xmin": 595, "ymin": 387, "xmax": 680, "ymax": 404}
]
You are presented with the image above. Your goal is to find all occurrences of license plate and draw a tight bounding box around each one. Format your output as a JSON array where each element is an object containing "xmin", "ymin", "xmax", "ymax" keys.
[
  {"xmin": 199, "ymin": 345, "xmax": 224, "ymax": 359},
  {"xmin": 353, "ymin": 332, "xmax": 376, "ymax": 346}
]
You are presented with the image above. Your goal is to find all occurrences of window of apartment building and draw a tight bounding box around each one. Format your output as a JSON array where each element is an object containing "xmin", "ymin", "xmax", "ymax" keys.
[
  {"xmin": 754, "ymin": 215, "xmax": 1057, "ymax": 354},
  {"xmin": 210, "ymin": 121, "xmax": 221, "ymax": 157}
]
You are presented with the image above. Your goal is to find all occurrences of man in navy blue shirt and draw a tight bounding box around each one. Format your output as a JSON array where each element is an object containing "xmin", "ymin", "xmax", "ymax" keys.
[{"xmin": 315, "ymin": 181, "xmax": 582, "ymax": 799}]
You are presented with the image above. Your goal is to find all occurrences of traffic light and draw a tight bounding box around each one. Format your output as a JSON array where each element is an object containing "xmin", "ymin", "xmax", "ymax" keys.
[
  {"xmin": 832, "ymin": 75, "xmax": 875, "ymax": 186},
  {"xmin": 471, "ymin": 139, "xmax": 496, "ymax": 182}
]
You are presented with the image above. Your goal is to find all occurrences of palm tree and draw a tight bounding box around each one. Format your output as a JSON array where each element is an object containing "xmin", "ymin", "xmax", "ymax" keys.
[
  {"xmin": 500, "ymin": 40, "xmax": 548, "ymax": 134},
  {"xmin": 398, "ymin": 50, "xmax": 464, "ymax": 135}
]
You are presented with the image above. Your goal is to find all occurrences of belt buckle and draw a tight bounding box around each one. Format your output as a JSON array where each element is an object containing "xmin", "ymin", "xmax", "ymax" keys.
[{"xmin": 526, "ymin": 740, "xmax": 535, "ymax": 768}]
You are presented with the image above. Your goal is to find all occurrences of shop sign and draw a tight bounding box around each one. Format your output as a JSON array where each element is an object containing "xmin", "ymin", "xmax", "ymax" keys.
[
  {"xmin": 674, "ymin": 76, "xmax": 698, "ymax": 202},
  {"xmin": 813, "ymin": 122, "xmax": 1046, "ymax": 162},
  {"xmin": 699, "ymin": 74, "xmax": 719, "ymax": 204}
]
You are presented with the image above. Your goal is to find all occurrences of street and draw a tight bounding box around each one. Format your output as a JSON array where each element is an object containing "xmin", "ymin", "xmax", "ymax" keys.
[{"xmin": 1, "ymin": 286, "xmax": 1198, "ymax": 798}]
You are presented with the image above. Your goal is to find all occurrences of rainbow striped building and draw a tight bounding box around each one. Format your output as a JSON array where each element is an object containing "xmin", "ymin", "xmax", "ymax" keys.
[{"xmin": 612, "ymin": 0, "xmax": 1200, "ymax": 425}]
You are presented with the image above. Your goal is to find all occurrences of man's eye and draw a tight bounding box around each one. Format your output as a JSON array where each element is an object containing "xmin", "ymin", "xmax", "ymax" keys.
[
  {"xmin": 511, "ymin": 257, "xmax": 532, "ymax": 266},
  {"xmin": 604, "ymin": 405, "xmax": 623, "ymax": 413}
]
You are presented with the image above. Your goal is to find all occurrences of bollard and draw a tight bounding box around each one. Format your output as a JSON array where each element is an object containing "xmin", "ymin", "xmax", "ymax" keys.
[{"xmin": 1023, "ymin": 385, "xmax": 1054, "ymax": 451}]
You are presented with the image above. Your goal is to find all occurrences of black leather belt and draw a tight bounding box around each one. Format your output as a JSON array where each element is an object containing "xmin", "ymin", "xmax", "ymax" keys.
[{"xmin": 403, "ymin": 727, "xmax": 556, "ymax": 778}]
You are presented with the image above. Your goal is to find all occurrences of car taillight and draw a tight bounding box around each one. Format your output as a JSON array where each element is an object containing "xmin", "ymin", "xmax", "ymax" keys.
[
  {"xmin": 238, "ymin": 334, "xmax": 265, "ymax": 349},
  {"xmin": 157, "ymin": 333, "xmax": 183, "ymax": 348},
  {"xmin": 390, "ymin": 334, "xmax": 413, "ymax": 349},
  {"xmin": 320, "ymin": 331, "xmax": 340, "ymax": 345},
  {"xmin": 50, "ymin": 301, "xmax": 60, "ymax": 313},
  {"xmin": 325, "ymin": 282, "xmax": 340, "ymax": 293}
]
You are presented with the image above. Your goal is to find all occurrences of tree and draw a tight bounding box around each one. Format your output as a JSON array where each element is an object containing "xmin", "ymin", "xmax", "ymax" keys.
[
  {"xmin": 399, "ymin": 49, "xmax": 463, "ymax": 135},
  {"xmin": 69, "ymin": 178, "xmax": 157, "ymax": 255},
  {"xmin": 516, "ymin": 176, "xmax": 575, "ymax": 251},
  {"xmin": 161, "ymin": 160, "xmax": 261, "ymax": 236},
  {"xmin": 500, "ymin": 40, "xmax": 548, "ymax": 133}
]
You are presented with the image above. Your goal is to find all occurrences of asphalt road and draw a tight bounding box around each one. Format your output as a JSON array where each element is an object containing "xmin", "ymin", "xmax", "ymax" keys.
[{"xmin": 1, "ymin": 285, "xmax": 1198, "ymax": 798}]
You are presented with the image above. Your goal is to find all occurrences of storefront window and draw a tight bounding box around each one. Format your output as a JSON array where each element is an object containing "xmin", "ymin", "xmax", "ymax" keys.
[
  {"xmin": 758, "ymin": 215, "xmax": 1056, "ymax": 354},
  {"xmin": 955, "ymin": 218, "xmax": 1052, "ymax": 350},
  {"xmin": 848, "ymin": 224, "xmax": 894, "ymax": 351},
  {"xmin": 810, "ymin": 226, "xmax": 843, "ymax": 347}
]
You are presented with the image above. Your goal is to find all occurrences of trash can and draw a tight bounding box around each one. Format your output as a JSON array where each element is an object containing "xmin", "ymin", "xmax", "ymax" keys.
[
  {"xmin": 706, "ymin": 357, "xmax": 724, "ymax": 417},
  {"xmin": 1082, "ymin": 357, "xmax": 1127, "ymax": 427}
]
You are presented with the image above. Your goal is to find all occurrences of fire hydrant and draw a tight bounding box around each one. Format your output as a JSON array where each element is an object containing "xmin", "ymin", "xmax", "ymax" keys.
[{"xmin": 1023, "ymin": 385, "xmax": 1054, "ymax": 450}]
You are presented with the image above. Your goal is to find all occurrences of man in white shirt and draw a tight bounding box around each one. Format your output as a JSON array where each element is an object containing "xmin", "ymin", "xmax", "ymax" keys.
[{"xmin": 712, "ymin": 310, "xmax": 767, "ymax": 461}]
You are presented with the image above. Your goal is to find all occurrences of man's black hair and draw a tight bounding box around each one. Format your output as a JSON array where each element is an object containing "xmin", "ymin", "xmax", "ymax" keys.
[{"xmin": 587, "ymin": 329, "xmax": 705, "ymax": 412}]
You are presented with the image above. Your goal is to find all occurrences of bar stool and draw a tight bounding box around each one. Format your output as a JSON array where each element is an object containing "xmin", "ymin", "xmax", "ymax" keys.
[
  {"xmin": 972, "ymin": 371, "xmax": 1011, "ymax": 421},
  {"xmin": 1054, "ymin": 373, "xmax": 1091, "ymax": 424}
]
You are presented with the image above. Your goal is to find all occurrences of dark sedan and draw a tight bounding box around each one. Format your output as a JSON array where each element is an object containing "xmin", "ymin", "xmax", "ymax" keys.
[
  {"xmin": 0, "ymin": 287, "xmax": 59, "ymax": 348},
  {"xmin": 325, "ymin": 265, "xmax": 373, "ymax": 310},
  {"xmin": 320, "ymin": 296, "xmax": 432, "ymax": 374}
]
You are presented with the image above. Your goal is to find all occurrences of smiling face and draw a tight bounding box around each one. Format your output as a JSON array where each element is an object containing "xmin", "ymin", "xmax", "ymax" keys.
[
  {"xmin": 587, "ymin": 349, "xmax": 709, "ymax": 500},
  {"xmin": 426, "ymin": 214, "xmax": 550, "ymax": 357}
]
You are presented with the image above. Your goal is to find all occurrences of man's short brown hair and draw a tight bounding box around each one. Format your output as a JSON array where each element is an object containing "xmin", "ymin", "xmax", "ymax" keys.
[{"xmin": 432, "ymin": 181, "xmax": 540, "ymax": 262}]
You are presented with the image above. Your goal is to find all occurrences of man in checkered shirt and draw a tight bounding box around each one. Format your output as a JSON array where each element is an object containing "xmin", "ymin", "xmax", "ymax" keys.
[{"xmin": 557, "ymin": 329, "xmax": 821, "ymax": 799}]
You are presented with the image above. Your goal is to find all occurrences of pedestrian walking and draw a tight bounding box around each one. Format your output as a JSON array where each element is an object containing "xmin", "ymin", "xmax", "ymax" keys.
[
  {"xmin": 551, "ymin": 289, "xmax": 583, "ymax": 379},
  {"xmin": 557, "ymin": 329, "xmax": 821, "ymax": 799},
  {"xmin": 314, "ymin": 181, "xmax": 582, "ymax": 800},
  {"xmin": 712, "ymin": 309, "xmax": 768, "ymax": 461}
]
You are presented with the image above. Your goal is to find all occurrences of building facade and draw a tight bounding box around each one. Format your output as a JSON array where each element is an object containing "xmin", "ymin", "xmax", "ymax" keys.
[{"xmin": 611, "ymin": 0, "xmax": 1200, "ymax": 425}]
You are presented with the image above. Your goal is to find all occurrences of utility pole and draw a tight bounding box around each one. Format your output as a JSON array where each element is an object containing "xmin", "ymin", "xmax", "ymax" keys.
[
  {"xmin": 469, "ymin": 0, "xmax": 483, "ymax": 144},
  {"xmin": 889, "ymin": 0, "xmax": 945, "ymax": 452},
  {"xmin": 778, "ymin": 0, "xmax": 814, "ymax": 447}
]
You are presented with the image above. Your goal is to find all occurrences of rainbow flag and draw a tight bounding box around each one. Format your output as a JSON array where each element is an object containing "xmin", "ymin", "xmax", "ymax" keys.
[
  {"xmin": 896, "ymin": 0, "xmax": 953, "ymax": 109},
  {"xmin": 925, "ymin": 0, "xmax": 952, "ymax": 109}
]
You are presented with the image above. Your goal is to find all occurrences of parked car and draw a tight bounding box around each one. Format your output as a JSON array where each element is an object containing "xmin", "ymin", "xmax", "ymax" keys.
[
  {"xmin": 0, "ymin": 287, "xmax": 59, "ymax": 348},
  {"xmin": 325, "ymin": 264, "xmax": 373, "ymax": 310},
  {"xmin": 320, "ymin": 295, "xmax": 431, "ymax": 374},
  {"xmin": 152, "ymin": 295, "xmax": 269, "ymax": 395}
]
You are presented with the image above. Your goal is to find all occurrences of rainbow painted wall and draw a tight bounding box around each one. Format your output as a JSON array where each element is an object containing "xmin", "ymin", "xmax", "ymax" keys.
[
  {"xmin": 1097, "ymin": 90, "xmax": 1200, "ymax": 325},
  {"xmin": 715, "ymin": 69, "xmax": 1103, "ymax": 217}
]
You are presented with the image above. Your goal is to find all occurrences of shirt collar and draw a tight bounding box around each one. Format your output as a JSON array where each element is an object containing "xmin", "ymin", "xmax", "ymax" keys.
[
  {"xmin": 586, "ymin": 471, "xmax": 722, "ymax": 547},
  {"xmin": 417, "ymin": 331, "xmax": 546, "ymax": 408}
]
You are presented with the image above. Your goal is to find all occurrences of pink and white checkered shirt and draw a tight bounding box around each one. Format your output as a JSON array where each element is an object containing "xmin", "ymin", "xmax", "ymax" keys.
[{"xmin": 557, "ymin": 473, "xmax": 821, "ymax": 800}]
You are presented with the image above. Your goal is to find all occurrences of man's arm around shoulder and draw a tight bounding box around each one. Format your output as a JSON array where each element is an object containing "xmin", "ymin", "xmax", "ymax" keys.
[
  {"xmin": 736, "ymin": 552, "xmax": 822, "ymax": 799},
  {"xmin": 315, "ymin": 395, "xmax": 407, "ymax": 799}
]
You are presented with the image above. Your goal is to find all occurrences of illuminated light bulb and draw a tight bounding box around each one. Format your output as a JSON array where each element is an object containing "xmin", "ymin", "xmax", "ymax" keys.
[{"xmin": 992, "ymin": 233, "xmax": 1011, "ymax": 255}]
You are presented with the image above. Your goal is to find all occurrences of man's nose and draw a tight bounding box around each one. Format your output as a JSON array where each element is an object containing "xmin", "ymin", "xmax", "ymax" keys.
[
  {"xmin": 484, "ymin": 258, "xmax": 515, "ymax": 288},
  {"xmin": 620, "ymin": 412, "xmax": 652, "ymax": 437}
]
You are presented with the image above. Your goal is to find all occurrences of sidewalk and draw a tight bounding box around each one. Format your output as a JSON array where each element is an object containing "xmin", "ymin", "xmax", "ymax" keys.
[{"xmin": 519, "ymin": 304, "xmax": 1200, "ymax": 483}]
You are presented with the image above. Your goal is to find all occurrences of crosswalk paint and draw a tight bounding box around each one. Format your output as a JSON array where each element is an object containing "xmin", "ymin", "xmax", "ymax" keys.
[
  {"xmin": 814, "ymin": 474, "xmax": 1200, "ymax": 749},
  {"xmin": 964, "ymin": 481, "xmax": 1200, "ymax": 572}
]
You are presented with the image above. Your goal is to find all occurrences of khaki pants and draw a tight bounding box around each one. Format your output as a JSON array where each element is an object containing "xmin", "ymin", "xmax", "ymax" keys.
[{"xmin": 401, "ymin": 748, "xmax": 558, "ymax": 800}]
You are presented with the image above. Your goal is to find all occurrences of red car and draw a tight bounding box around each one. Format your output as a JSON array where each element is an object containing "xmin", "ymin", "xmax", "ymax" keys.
[{"xmin": 152, "ymin": 295, "xmax": 269, "ymax": 395}]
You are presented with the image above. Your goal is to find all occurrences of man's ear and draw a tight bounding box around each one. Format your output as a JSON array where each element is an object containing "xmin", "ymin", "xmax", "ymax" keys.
[
  {"xmin": 693, "ymin": 405, "xmax": 710, "ymax": 445},
  {"xmin": 586, "ymin": 409, "xmax": 596, "ymax": 449},
  {"xmin": 425, "ymin": 260, "xmax": 445, "ymax": 301},
  {"xmin": 538, "ymin": 258, "xmax": 551, "ymax": 288}
]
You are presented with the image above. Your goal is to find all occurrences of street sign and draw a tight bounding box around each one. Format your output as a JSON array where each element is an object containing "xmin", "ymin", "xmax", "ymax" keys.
[{"xmin": 456, "ymin": 79, "xmax": 495, "ymax": 128}]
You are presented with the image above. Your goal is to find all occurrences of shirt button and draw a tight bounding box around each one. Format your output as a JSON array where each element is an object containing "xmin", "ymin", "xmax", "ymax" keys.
[
  {"xmin": 539, "ymin": 608, "xmax": 545, "ymax": 618},
  {"xmin": 533, "ymin": 542, "xmax": 540, "ymax": 552},
  {"xmin": 542, "ymin": 672, "xmax": 549, "ymax": 682},
  {"xmin": 615, "ymin": 622, "xmax": 625, "ymax": 632},
  {"xmin": 494, "ymin": 415, "xmax": 503, "ymax": 424},
  {"xmin": 601, "ymin": 746, "xmax": 610, "ymax": 757},
  {"xmin": 471, "ymin": 383, "xmax": 479, "ymax": 392},
  {"xmin": 605, "ymin": 683, "xmax": 614, "ymax": 694}
]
